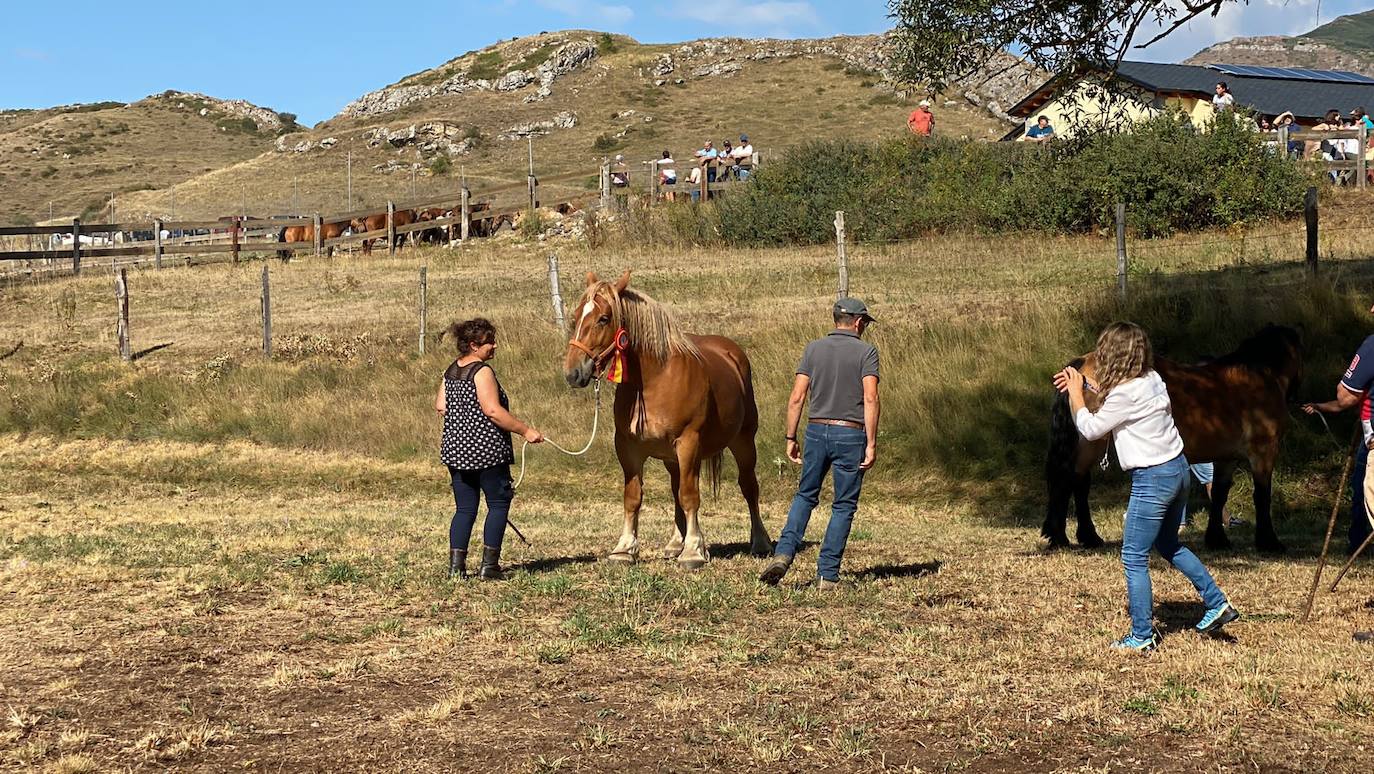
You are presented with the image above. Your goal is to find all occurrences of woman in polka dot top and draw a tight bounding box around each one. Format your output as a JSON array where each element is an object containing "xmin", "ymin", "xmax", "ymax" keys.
[{"xmin": 435, "ymin": 318, "xmax": 544, "ymax": 581}]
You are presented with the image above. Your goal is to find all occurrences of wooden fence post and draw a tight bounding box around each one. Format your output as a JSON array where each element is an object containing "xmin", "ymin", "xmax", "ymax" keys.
[
  {"xmin": 527, "ymin": 138, "xmax": 537, "ymax": 213},
  {"xmin": 1359, "ymin": 124, "xmax": 1368, "ymax": 191},
  {"xmin": 600, "ymin": 161, "xmax": 612, "ymax": 210},
  {"xmin": 698, "ymin": 165, "xmax": 709, "ymax": 203},
  {"xmin": 1305, "ymin": 186, "xmax": 1319, "ymax": 276},
  {"xmin": 419, "ymin": 266, "xmax": 428, "ymax": 355},
  {"xmin": 1115, "ymin": 202, "xmax": 1128, "ymax": 303},
  {"xmin": 261, "ymin": 265, "xmax": 272, "ymax": 358},
  {"xmin": 387, "ymin": 201, "xmax": 397, "ymax": 256},
  {"xmin": 115, "ymin": 268, "xmax": 130, "ymax": 362},
  {"xmin": 548, "ymin": 253, "xmax": 566, "ymax": 330},
  {"xmin": 153, "ymin": 219, "xmax": 163, "ymax": 270},
  {"xmin": 1278, "ymin": 126, "xmax": 1289, "ymax": 158},
  {"xmin": 649, "ymin": 160, "xmax": 660, "ymax": 202},
  {"xmin": 231, "ymin": 216, "xmax": 240, "ymax": 264},
  {"xmin": 71, "ymin": 218, "xmax": 81, "ymax": 276},
  {"xmin": 834, "ymin": 211, "xmax": 848, "ymax": 300},
  {"xmin": 313, "ymin": 213, "xmax": 323, "ymax": 257},
  {"xmin": 460, "ymin": 188, "xmax": 471, "ymax": 242}
]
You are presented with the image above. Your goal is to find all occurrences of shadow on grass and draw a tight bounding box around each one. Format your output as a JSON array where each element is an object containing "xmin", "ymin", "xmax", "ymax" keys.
[
  {"xmin": 1155, "ymin": 599, "xmax": 1238, "ymax": 643},
  {"xmin": 712, "ymin": 541, "xmax": 773, "ymax": 561},
  {"xmin": 857, "ymin": 559, "xmax": 942, "ymax": 580},
  {"xmin": 896, "ymin": 256, "xmax": 1374, "ymax": 561},
  {"xmin": 518, "ymin": 553, "xmax": 598, "ymax": 573},
  {"xmin": 131, "ymin": 341, "xmax": 174, "ymax": 361}
]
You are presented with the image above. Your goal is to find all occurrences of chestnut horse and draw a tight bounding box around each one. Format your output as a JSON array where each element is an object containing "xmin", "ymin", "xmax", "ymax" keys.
[
  {"xmin": 350, "ymin": 209, "xmax": 416, "ymax": 255},
  {"xmin": 564, "ymin": 271, "xmax": 773, "ymax": 568},
  {"xmin": 1044, "ymin": 325, "xmax": 1303, "ymax": 553},
  {"xmin": 277, "ymin": 219, "xmax": 350, "ymax": 259}
]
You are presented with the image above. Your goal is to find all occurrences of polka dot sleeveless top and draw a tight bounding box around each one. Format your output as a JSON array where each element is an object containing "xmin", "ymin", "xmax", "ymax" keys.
[{"xmin": 440, "ymin": 361, "xmax": 515, "ymax": 470}]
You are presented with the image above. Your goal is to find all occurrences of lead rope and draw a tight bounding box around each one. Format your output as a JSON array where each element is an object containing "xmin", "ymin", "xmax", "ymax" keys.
[{"xmin": 513, "ymin": 378, "xmax": 603, "ymax": 490}]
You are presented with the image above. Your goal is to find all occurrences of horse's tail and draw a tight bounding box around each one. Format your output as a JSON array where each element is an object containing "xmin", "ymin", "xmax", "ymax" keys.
[
  {"xmin": 706, "ymin": 453, "xmax": 723, "ymax": 499},
  {"xmin": 1043, "ymin": 357, "xmax": 1084, "ymax": 541}
]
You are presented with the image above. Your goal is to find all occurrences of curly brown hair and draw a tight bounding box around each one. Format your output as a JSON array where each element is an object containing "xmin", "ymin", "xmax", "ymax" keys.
[
  {"xmin": 443, "ymin": 318, "xmax": 496, "ymax": 354},
  {"xmin": 1094, "ymin": 321, "xmax": 1153, "ymax": 396}
]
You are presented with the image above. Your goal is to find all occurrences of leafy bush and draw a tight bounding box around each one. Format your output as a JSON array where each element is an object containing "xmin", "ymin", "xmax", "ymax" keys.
[
  {"xmin": 714, "ymin": 113, "xmax": 1312, "ymax": 245},
  {"xmin": 597, "ymin": 33, "xmax": 620, "ymax": 55},
  {"xmin": 429, "ymin": 155, "xmax": 452, "ymax": 176},
  {"xmin": 215, "ymin": 116, "xmax": 258, "ymax": 135},
  {"xmin": 592, "ymin": 133, "xmax": 623, "ymax": 152}
]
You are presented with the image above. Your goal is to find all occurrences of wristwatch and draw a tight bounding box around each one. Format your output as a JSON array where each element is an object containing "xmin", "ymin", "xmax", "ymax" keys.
[{"xmin": 785, "ymin": 435, "xmax": 796, "ymax": 441}]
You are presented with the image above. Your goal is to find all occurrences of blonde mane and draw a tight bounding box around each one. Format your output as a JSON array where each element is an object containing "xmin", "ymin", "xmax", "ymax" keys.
[{"xmin": 585, "ymin": 282, "xmax": 699, "ymax": 363}]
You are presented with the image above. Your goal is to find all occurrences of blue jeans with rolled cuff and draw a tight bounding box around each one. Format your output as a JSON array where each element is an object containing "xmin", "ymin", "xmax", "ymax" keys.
[
  {"xmin": 449, "ymin": 464, "xmax": 514, "ymax": 552},
  {"xmin": 773, "ymin": 424, "xmax": 867, "ymax": 581},
  {"xmin": 1121, "ymin": 454, "xmax": 1227, "ymax": 641}
]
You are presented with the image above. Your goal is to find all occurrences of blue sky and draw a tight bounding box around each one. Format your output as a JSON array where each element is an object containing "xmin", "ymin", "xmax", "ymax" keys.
[{"xmin": 3, "ymin": 0, "xmax": 1365, "ymax": 125}]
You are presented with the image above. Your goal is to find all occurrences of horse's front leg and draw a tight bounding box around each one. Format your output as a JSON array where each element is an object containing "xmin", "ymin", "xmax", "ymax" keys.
[
  {"xmin": 661, "ymin": 459, "xmax": 686, "ymax": 560},
  {"xmin": 609, "ymin": 436, "xmax": 646, "ymax": 563},
  {"xmin": 675, "ymin": 435, "xmax": 711, "ymax": 570},
  {"xmin": 1250, "ymin": 449, "xmax": 1285, "ymax": 554},
  {"xmin": 1205, "ymin": 461, "xmax": 1240, "ymax": 551}
]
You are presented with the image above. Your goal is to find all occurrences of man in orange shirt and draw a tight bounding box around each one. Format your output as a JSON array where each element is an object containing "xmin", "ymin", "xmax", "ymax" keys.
[{"xmin": 907, "ymin": 99, "xmax": 934, "ymax": 136}]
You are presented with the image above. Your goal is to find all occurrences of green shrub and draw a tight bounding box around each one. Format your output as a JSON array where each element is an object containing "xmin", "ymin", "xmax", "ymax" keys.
[
  {"xmin": 467, "ymin": 51, "xmax": 504, "ymax": 81},
  {"xmin": 592, "ymin": 133, "xmax": 623, "ymax": 152},
  {"xmin": 429, "ymin": 155, "xmax": 452, "ymax": 176},
  {"xmin": 713, "ymin": 113, "xmax": 1311, "ymax": 246},
  {"xmin": 597, "ymin": 33, "xmax": 620, "ymax": 55},
  {"xmin": 215, "ymin": 116, "xmax": 258, "ymax": 135}
]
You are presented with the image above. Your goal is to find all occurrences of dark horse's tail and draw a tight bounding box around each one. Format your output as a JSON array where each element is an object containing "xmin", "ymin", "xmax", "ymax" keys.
[
  {"xmin": 276, "ymin": 226, "xmax": 291, "ymax": 262},
  {"xmin": 1043, "ymin": 357, "xmax": 1084, "ymax": 545}
]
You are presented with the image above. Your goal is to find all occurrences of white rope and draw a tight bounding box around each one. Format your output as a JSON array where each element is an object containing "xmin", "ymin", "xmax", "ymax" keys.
[{"xmin": 513, "ymin": 378, "xmax": 603, "ymax": 489}]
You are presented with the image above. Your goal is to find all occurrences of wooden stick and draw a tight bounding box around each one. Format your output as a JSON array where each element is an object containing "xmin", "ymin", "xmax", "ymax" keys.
[
  {"xmin": 1303, "ymin": 426, "xmax": 1362, "ymax": 623},
  {"xmin": 834, "ymin": 211, "xmax": 848, "ymax": 300},
  {"xmin": 261, "ymin": 265, "xmax": 272, "ymax": 358}
]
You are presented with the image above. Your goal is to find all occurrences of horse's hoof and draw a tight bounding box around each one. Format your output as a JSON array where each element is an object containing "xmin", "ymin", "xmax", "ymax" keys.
[
  {"xmin": 678, "ymin": 558, "xmax": 707, "ymax": 571},
  {"xmin": 1078, "ymin": 532, "xmax": 1105, "ymax": 550},
  {"xmin": 1042, "ymin": 533, "xmax": 1071, "ymax": 550},
  {"xmin": 1205, "ymin": 531, "xmax": 1234, "ymax": 551},
  {"xmin": 750, "ymin": 542, "xmax": 775, "ymax": 558},
  {"xmin": 607, "ymin": 551, "xmax": 638, "ymax": 564},
  {"xmin": 661, "ymin": 547, "xmax": 682, "ymax": 561}
]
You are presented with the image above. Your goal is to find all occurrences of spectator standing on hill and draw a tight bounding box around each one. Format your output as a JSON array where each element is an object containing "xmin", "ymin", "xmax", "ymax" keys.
[
  {"xmin": 1055, "ymin": 322, "xmax": 1238, "ymax": 652},
  {"xmin": 1212, "ymin": 82, "xmax": 1234, "ymax": 112},
  {"xmin": 760, "ymin": 298, "xmax": 880, "ymax": 590},
  {"xmin": 1019, "ymin": 116, "xmax": 1055, "ymax": 142},
  {"xmin": 435, "ymin": 318, "xmax": 544, "ymax": 582},
  {"xmin": 908, "ymin": 99, "xmax": 935, "ymax": 136}
]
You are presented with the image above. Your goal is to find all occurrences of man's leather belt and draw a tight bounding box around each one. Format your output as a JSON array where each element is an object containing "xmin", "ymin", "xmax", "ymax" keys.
[{"xmin": 809, "ymin": 418, "xmax": 863, "ymax": 430}]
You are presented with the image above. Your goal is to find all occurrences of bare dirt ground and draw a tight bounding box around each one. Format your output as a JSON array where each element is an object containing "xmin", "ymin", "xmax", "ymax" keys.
[{"xmin": 3, "ymin": 437, "xmax": 1374, "ymax": 772}]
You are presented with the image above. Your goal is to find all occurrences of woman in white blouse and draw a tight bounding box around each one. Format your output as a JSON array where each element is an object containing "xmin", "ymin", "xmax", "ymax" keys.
[{"xmin": 1054, "ymin": 322, "xmax": 1238, "ymax": 652}]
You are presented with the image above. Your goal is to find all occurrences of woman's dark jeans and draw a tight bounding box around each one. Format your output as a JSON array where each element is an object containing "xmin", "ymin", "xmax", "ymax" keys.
[{"xmin": 448, "ymin": 464, "xmax": 514, "ymax": 552}]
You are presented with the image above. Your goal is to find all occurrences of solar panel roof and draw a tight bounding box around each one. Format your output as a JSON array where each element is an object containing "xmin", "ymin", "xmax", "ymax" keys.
[{"xmin": 1211, "ymin": 63, "xmax": 1374, "ymax": 84}]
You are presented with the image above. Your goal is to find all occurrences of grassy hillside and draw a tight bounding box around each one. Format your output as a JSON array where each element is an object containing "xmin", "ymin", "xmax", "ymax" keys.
[
  {"xmin": 1306, "ymin": 9, "xmax": 1374, "ymax": 55},
  {"xmin": 0, "ymin": 93, "xmax": 298, "ymax": 224},
  {"xmin": 111, "ymin": 32, "xmax": 1020, "ymax": 221}
]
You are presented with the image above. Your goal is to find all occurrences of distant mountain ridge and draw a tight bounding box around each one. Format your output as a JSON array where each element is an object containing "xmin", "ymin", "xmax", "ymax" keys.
[{"xmin": 1185, "ymin": 9, "xmax": 1374, "ymax": 77}]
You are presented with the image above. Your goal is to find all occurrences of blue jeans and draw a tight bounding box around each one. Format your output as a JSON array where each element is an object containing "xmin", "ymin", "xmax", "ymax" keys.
[
  {"xmin": 1351, "ymin": 441, "xmax": 1372, "ymax": 553},
  {"xmin": 1122, "ymin": 454, "xmax": 1227, "ymax": 640},
  {"xmin": 449, "ymin": 465, "xmax": 514, "ymax": 552},
  {"xmin": 774, "ymin": 424, "xmax": 867, "ymax": 581}
]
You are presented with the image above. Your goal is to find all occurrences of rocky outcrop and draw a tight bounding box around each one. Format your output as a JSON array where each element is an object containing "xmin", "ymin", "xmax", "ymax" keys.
[
  {"xmin": 497, "ymin": 111, "xmax": 577, "ymax": 141},
  {"xmin": 1185, "ymin": 35, "xmax": 1374, "ymax": 78},
  {"xmin": 338, "ymin": 36, "xmax": 598, "ymax": 118},
  {"xmin": 148, "ymin": 90, "xmax": 289, "ymax": 131}
]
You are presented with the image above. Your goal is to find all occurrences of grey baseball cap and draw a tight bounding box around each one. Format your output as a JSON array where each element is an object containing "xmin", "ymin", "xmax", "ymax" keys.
[{"xmin": 834, "ymin": 297, "xmax": 875, "ymax": 322}]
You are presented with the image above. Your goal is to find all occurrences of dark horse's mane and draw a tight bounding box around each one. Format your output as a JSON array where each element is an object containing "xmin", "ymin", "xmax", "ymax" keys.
[{"xmin": 1206, "ymin": 324, "xmax": 1302, "ymax": 375}]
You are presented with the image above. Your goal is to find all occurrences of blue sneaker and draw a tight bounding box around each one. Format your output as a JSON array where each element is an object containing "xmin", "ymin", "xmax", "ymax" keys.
[
  {"xmin": 1196, "ymin": 603, "xmax": 1240, "ymax": 634},
  {"xmin": 1111, "ymin": 630, "xmax": 1160, "ymax": 652}
]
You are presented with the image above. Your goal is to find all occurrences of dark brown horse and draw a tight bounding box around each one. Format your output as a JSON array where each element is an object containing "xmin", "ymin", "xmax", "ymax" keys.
[
  {"xmin": 564, "ymin": 271, "xmax": 773, "ymax": 568},
  {"xmin": 1044, "ymin": 325, "xmax": 1303, "ymax": 553},
  {"xmin": 350, "ymin": 209, "xmax": 416, "ymax": 255},
  {"xmin": 277, "ymin": 219, "xmax": 350, "ymax": 259}
]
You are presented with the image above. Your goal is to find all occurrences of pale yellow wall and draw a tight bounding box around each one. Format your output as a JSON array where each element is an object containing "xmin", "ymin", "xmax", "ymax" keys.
[{"xmin": 1018, "ymin": 81, "xmax": 1218, "ymax": 140}]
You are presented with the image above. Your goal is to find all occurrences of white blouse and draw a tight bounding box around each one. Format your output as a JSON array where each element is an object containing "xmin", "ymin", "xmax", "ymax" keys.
[{"xmin": 1073, "ymin": 371, "xmax": 1184, "ymax": 470}]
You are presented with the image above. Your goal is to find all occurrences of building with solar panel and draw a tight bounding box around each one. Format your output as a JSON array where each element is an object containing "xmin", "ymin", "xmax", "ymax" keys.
[{"xmin": 1003, "ymin": 61, "xmax": 1374, "ymax": 140}]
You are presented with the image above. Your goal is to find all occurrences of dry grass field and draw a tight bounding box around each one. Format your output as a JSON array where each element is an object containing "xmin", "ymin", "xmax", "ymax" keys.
[{"xmin": 5, "ymin": 213, "xmax": 1374, "ymax": 771}]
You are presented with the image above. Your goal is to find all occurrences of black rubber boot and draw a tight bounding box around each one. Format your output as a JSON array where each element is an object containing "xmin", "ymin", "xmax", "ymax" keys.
[
  {"xmin": 478, "ymin": 545, "xmax": 506, "ymax": 581},
  {"xmin": 448, "ymin": 549, "xmax": 468, "ymax": 580}
]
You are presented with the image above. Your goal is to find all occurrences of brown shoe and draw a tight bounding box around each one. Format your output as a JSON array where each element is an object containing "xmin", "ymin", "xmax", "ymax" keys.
[{"xmin": 758, "ymin": 556, "xmax": 792, "ymax": 586}]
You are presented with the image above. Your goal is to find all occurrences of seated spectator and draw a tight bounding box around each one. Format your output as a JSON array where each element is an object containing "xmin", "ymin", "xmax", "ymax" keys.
[
  {"xmin": 1019, "ymin": 116, "xmax": 1055, "ymax": 142},
  {"xmin": 1211, "ymin": 82, "xmax": 1234, "ymax": 112},
  {"xmin": 732, "ymin": 134, "xmax": 754, "ymax": 180},
  {"xmin": 610, "ymin": 154, "xmax": 629, "ymax": 188},
  {"xmin": 719, "ymin": 140, "xmax": 738, "ymax": 179},
  {"xmin": 658, "ymin": 150, "xmax": 677, "ymax": 201}
]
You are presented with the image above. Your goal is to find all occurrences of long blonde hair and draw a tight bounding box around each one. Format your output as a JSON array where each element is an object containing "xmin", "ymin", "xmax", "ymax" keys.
[{"xmin": 1094, "ymin": 322, "xmax": 1153, "ymax": 396}]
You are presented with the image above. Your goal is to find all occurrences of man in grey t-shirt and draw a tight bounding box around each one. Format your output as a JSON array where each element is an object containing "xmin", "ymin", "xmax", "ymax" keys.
[{"xmin": 760, "ymin": 297, "xmax": 880, "ymax": 589}]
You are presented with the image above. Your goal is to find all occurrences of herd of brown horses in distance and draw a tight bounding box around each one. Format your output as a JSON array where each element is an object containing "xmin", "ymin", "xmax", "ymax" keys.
[{"xmin": 275, "ymin": 201, "xmax": 510, "ymax": 258}]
